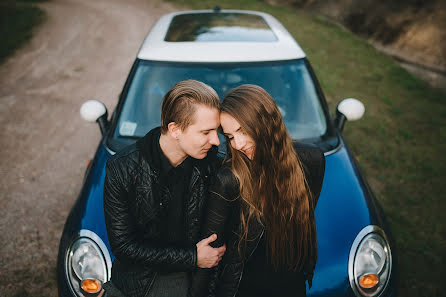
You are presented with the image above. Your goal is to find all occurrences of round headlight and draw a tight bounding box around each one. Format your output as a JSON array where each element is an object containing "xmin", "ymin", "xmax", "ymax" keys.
[
  {"xmin": 349, "ymin": 225, "xmax": 392, "ymax": 297},
  {"xmin": 65, "ymin": 231, "xmax": 111, "ymax": 296},
  {"xmin": 71, "ymin": 238, "xmax": 105, "ymax": 280}
]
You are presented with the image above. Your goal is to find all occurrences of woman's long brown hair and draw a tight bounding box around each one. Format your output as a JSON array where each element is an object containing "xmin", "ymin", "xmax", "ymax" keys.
[{"xmin": 221, "ymin": 84, "xmax": 317, "ymax": 271}]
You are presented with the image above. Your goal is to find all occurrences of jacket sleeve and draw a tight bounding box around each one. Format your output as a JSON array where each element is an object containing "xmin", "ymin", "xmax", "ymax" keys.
[
  {"xmin": 103, "ymin": 159, "xmax": 196, "ymax": 272},
  {"xmin": 189, "ymin": 166, "xmax": 238, "ymax": 297}
]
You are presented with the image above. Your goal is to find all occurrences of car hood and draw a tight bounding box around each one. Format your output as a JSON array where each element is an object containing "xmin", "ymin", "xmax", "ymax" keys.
[{"xmin": 310, "ymin": 140, "xmax": 387, "ymax": 296}]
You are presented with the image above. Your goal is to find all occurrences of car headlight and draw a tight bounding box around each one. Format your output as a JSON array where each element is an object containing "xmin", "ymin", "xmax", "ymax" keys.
[
  {"xmin": 65, "ymin": 230, "xmax": 111, "ymax": 296},
  {"xmin": 349, "ymin": 225, "xmax": 392, "ymax": 297}
]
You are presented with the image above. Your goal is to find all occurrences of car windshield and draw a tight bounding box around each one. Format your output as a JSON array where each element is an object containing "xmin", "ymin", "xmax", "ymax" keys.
[{"xmin": 113, "ymin": 59, "xmax": 328, "ymax": 143}]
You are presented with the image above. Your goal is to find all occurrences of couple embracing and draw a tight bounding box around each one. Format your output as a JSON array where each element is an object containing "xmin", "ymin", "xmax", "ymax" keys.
[{"xmin": 103, "ymin": 80, "xmax": 325, "ymax": 297}]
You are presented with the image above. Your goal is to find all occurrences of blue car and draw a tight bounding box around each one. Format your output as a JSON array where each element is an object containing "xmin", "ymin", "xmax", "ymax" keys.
[{"xmin": 57, "ymin": 9, "xmax": 397, "ymax": 297}]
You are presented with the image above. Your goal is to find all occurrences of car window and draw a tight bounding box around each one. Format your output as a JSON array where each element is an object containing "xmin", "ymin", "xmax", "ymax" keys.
[
  {"xmin": 113, "ymin": 59, "xmax": 327, "ymax": 141},
  {"xmin": 165, "ymin": 13, "xmax": 277, "ymax": 42}
]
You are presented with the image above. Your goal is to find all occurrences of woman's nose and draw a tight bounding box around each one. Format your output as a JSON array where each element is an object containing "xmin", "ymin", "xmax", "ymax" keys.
[{"xmin": 234, "ymin": 135, "xmax": 245, "ymax": 150}]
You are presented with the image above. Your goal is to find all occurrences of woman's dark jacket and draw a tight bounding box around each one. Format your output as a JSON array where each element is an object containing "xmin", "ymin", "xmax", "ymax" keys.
[
  {"xmin": 190, "ymin": 143, "xmax": 325, "ymax": 297},
  {"xmin": 103, "ymin": 127, "xmax": 219, "ymax": 297}
]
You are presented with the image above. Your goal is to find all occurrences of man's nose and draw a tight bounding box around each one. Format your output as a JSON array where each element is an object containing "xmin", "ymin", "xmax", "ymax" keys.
[{"xmin": 209, "ymin": 131, "xmax": 220, "ymax": 146}]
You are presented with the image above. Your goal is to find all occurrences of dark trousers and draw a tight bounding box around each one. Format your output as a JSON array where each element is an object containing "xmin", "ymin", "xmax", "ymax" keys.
[
  {"xmin": 147, "ymin": 272, "xmax": 189, "ymax": 297},
  {"xmin": 103, "ymin": 272, "xmax": 189, "ymax": 297}
]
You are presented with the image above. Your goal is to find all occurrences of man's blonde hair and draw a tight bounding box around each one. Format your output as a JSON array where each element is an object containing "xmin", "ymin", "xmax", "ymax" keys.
[{"xmin": 161, "ymin": 80, "xmax": 220, "ymax": 133}]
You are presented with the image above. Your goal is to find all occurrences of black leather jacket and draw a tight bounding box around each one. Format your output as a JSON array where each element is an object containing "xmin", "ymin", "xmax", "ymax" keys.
[
  {"xmin": 103, "ymin": 127, "xmax": 220, "ymax": 297},
  {"xmin": 190, "ymin": 143, "xmax": 325, "ymax": 297}
]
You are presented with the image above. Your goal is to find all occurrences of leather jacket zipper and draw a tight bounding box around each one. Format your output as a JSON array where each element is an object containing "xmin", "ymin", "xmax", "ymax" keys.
[
  {"xmin": 189, "ymin": 167, "xmax": 200, "ymax": 190},
  {"xmin": 143, "ymin": 272, "xmax": 158, "ymax": 297},
  {"xmin": 186, "ymin": 167, "xmax": 201, "ymax": 240}
]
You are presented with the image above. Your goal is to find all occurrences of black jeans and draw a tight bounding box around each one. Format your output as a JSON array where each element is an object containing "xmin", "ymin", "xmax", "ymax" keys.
[
  {"xmin": 103, "ymin": 272, "xmax": 189, "ymax": 297},
  {"xmin": 147, "ymin": 272, "xmax": 189, "ymax": 297}
]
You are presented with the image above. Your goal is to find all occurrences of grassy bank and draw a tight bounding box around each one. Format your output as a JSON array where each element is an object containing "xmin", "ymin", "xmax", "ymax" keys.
[
  {"xmin": 0, "ymin": 0, "xmax": 46, "ymax": 64},
  {"xmin": 167, "ymin": 0, "xmax": 444, "ymax": 296}
]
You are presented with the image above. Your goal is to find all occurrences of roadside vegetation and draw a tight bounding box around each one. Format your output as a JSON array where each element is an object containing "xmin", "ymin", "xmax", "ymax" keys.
[
  {"xmin": 168, "ymin": 0, "xmax": 445, "ymax": 295},
  {"xmin": 0, "ymin": 0, "xmax": 46, "ymax": 64}
]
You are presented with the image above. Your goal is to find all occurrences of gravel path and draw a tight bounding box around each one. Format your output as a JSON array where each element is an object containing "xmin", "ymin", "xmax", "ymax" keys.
[{"xmin": 0, "ymin": 0, "xmax": 174, "ymax": 295}]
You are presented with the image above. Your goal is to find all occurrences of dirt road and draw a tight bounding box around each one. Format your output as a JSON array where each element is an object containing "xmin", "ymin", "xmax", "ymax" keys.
[{"xmin": 0, "ymin": 0, "xmax": 174, "ymax": 295}]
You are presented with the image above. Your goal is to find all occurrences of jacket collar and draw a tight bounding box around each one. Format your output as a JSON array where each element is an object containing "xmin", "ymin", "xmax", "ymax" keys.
[
  {"xmin": 136, "ymin": 126, "xmax": 219, "ymax": 176},
  {"xmin": 136, "ymin": 127, "xmax": 162, "ymax": 173}
]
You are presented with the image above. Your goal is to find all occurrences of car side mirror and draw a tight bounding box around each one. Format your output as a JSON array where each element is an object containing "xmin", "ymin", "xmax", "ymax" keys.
[
  {"xmin": 334, "ymin": 98, "xmax": 365, "ymax": 132},
  {"xmin": 80, "ymin": 100, "xmax": 109, "ymax": 135}
]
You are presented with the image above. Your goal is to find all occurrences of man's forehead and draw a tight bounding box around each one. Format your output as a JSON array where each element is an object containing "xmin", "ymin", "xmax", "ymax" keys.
[
  {"xmin": 189, "ymin": 106, "xmax": 219, "ymax": 128},
  {"xmin": 194, "ymin": 103, "xmax": 220, "ymax": 113}
]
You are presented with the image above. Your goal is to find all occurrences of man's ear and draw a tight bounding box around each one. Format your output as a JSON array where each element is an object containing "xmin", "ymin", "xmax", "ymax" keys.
[{"xmin": 167, "ymin": 122, "xmax": 181, "ymax": 139}]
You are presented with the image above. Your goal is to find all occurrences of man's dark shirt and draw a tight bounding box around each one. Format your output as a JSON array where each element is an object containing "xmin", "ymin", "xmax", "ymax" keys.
[{"xmin": 153, "ymin": 133, "xmax": 193, "ymax": 246}]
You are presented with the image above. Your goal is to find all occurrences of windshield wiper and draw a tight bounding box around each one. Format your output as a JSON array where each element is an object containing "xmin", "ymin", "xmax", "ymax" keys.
[{"xmin": 117, "ymin": 135, "xmax": 141, "ymax": 140}]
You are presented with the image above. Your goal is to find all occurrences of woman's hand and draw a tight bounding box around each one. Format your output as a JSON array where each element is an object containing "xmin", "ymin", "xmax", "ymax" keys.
[{"xmin": 196, "ymin": 234, "xmax": 226, "ymax": 268}]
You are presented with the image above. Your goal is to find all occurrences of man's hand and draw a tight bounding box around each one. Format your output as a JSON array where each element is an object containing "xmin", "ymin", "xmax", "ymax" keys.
[{"xmin": 196, "ymin": 234, "xmax": 226, "ymax": 268}]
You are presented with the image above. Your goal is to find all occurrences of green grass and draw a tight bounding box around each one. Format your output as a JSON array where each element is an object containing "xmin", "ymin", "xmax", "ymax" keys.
[
  {"xmin": 167, "ymin": 0, "xmax": 445, "ymax": 296},
  {"xmin": 0, "ymin": 0, "xmax": 46, "ymax": 64}
]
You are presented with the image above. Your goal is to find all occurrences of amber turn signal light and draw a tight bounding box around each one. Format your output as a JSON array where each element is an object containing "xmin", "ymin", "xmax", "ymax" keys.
[
  {"xmin": 359, "ymin": 273, "xmax": 379, "ymax": 289},
  {"xmin": 81, "ymin": 278, "xmax": 102, "ymax": 294}
]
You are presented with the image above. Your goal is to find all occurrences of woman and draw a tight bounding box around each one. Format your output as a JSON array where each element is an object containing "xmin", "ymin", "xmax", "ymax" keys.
[{"xmin": 191, "ymin": 84, "xmax": 325, "ymax": 297}]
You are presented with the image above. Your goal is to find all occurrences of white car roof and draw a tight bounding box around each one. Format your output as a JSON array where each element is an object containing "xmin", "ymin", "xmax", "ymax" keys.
[{"xmin": 137, "ymin": 10, "xmax": 306, "ymax": 62}]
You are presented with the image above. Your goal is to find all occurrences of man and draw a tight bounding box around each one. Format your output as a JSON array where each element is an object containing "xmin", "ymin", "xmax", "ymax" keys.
[{"xmin": 103, "ymin": 80, "xmax": 225, "ymax": 297}]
